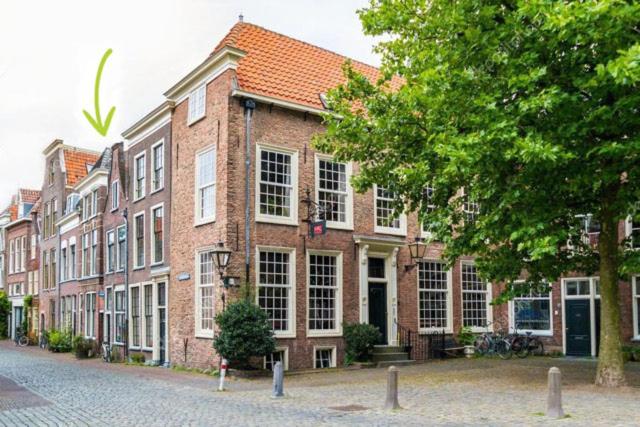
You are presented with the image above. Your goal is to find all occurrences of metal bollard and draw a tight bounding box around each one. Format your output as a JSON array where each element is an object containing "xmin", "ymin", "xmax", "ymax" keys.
[
  {"xmin": 546, "ymin": 367, "xmax": 564, "ymax": 418},
  {"xmin": 272, "ymin": 361, "xmax": 284, "ymax": 398},
  {"xmin": 218, "ymin": 358, "xmax": 228, "ymax": 391},
  {"xmin": 384, "ymin": 366, "xmax": 401, "ymax": 410}
]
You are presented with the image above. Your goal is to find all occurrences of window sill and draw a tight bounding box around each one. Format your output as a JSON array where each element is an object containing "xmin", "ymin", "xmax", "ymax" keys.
[
  {"xmin": 374, "ymin": 226, "xmax": 407, "ymax": 237},
  {"xmin": 133, "ymin": 266, "xmax": 145, "ymax": 271},
  {"xmin": 132, "ymin": 196, "xmax": 145, "ymax": 203},
  {"xmin": 326, "ymin": 223, "xmax": 353, "ymax": 231},
  {"xmin": 307, "ymin": 331, "xmax": 342, "ymax": 338},
  {"xmin": 188, "ymin": 114, "xmax": 206, "ymax": 127},
  {"xmin": 194, "ymin": 218, "xmax": 216, "ymax": 227},
  {"xmin": 150, "ymin": 187, "xmax": 164, "ymax": 196},
  {"xmin": 255, "ymin": 216, "xmax": 298, "ymax": 227},
  {"xmin": 419, "ymin": 328, "xmax": 453, "ymax": 335},
  {"xmin": 150, "ymin": 261, "xmax": 164, "ymax": 268},
  {"xmin": 110, "ymin": 207, "xmax": 119, "ymax": 213},
  {"xmin": 141, "ymin": 347, "xmax": 153, "ymax": 352},
  {"xmin": 195, "ymin": 333, "xmax": 214, "ymax": 340},
  {"xmin": 273, "ymin": 332, "xmax": 296, "ymax": 339}
]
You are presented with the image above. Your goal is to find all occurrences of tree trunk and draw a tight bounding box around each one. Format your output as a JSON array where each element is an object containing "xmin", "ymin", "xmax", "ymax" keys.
[{"xmin": 595, "ymin": 198, "xmax": 626, "ymax": 387}]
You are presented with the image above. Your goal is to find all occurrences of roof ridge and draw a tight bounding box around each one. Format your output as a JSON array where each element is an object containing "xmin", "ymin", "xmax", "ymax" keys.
[{"xmin": 215, "ymin": 21, "xmax": 383, "ymax": 73}]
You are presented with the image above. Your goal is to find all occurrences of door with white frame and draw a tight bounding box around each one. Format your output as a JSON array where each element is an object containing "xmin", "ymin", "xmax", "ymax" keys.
[{"xmin": 562, "ymin": 277, "xmax": 600, "ymax": 357}]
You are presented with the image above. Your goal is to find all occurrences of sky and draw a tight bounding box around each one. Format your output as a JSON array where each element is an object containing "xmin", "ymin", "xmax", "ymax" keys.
[{"xmin": 0, "ymin": 0, "xmax": 380, "ymax": 209}]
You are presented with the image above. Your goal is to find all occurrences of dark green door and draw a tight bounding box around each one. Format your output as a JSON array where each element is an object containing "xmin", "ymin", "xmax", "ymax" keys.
[
  {"xmin": 566, "ymin": 299, "xmax": 591, "ymax": 356},
  {"xmin": 368, "ymin": 283, "xmax": 387, "ymax": 344},
  {"xmin": 595, "ymin": 299, "xmax": 601, "ymax": 357}
]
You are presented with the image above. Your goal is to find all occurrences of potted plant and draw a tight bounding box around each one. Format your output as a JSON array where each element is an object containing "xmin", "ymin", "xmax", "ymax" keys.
[{"xmin": 458, "ymin": 326, "xmax": 475, "ymax": 358}]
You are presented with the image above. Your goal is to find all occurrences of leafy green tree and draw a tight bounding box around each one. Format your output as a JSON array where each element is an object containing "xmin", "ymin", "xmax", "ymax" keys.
[
  {"xmin": 213, "ymin": 300, "xmax": 276, "ymax": 369},
  {"xmin": 0, "ymin": 291, "xmax": 10, "ymax": 339},
  {"xmin": 315, "ymin": 0, "xmax": 640, "ymax": 387}
]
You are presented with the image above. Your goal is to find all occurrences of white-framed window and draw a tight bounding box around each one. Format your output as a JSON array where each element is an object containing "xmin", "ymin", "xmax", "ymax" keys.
[
  {"xmin": 114, "ymin": 288, "xmax": 126, "ymax": 344},
  {"xmin": 421, "ymin": 186, "xmax": 437, "ymax": 237},
  {"xmin": 143, "ymin": 284, "xmax": 153, "ymax": 349},
  {"xmin": 264, "ymin": 347, "xmax": 289, "ymax": 371},
  {"xmin": 461, "ymin": 261, "xmax": 491, "ymax": 331},
  {"xmin": 256, "ymin": 146, "xmax": 298, "ymax": 225},
  {"xmin": 30, "ymin": 234, "xmax": 37, "ymax": 260},
  {"xmin": 195, "ymin": 146, "xmax": 216, "ymax": 224},
  {"xmin": 69, "ymin": 243, "xmax": 76, "ymax": 279},
  {"xmin": 314, "ymin": 155, "xmax": 353, "ymax": 229},
  {"xmin": 106, "ymin": 230, "xmax": 115, "ymax": 273},
  {"xmin": 20, "ymin": 236, "xmax": 26, "ymax": 271},
  {"xmin": 130, "ymin": 285, "xmax": 141, "ymax": 348},
  {"xmin": 60, "ymin": 246, "xmax": 67, "ymax": 282},
  {"xmin": 633, "ymin": 276, "xmax": 640, "ymax": 339},
  {"xmin": 91, "ymin": 229, "xmax": 98, "ymax": 275},
  {"xmin": 374, "ymin": 185, "xmax": 407, "ymax": 235},
  {"xmin": 626, "ymin": 216, "xmax": 640, "ymax": 249},
  {"xmin": 104, "ymin": 287, "xmax": 113, "ymax": 344},
  {"xmin": 85, "ymin": 292, "xmax": 96, "ymax": 338},
  {"xmin": 33, "ymin": 271, "xmax": 39, "ymax": 295},
  {"xmin": 188, "ymin": 84, "xmax": 206, "ymax": 124},
  {"xmin": 134, "ymin": 153, "xmax": 146, "ymax": 201},
  {"xmin": 510, "ymin": 286, "xmax": 552, "ymax": 336},
  {"xmin": 50, "ymin": 249, "xmax": 56, "ymax": 288},
  {"xmin": 134, "ymin": 212, "xmax": 145, "ymax": 269},
  {"xmin": 307, "ymin": 251, "xmax": 342, "ymax": 336},
  {"xmin": 257, "ymin": 247, "xmax": 296, "ymax": 337},
  {"xmin": 195, "ymin": 249, "xmax": 216, "ymax": 338},
  {"xmin": 9, "ymin": 240, "xmax": 14, "ymax": 274},
  {"xmin": 111, "ymin": 181, "xmax": 119, "ymax": 211},
  {"xmin": 117, "ymin": 225, "xmax": 126, "ymax": 271},
  {"xmin": 42, "ymin": 251, "xmax": 49, "ymax": 290},
  {"xmin": 313, "ymin": 346, "xmax": 336, "ymax": 369},
  {"xmin": 151, "ymin": 205, "xmax": 164, "ymax": 264},
  {"xmin": 463, "ymin": 188, "xmax": 479, "ymax": 224},
  {"xmin": 82, "ymin": 234, "xmax": 90, "ymax": 277},
  {"xmin": 418, "ymin": 260, "xmax": 452, "ymax": 332},
  {"xmin": 15, "ymin": 238, "xmax": 21, "ymax": 273},
  {"xmin": 152, "ymin": 140, "xmax": 164, "ymax": 192},
  {"xmin": 564, "ymin": 279, "xmax": 591, "ymax": 296}
]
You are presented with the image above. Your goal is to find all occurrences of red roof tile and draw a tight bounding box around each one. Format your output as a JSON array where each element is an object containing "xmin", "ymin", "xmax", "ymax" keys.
[
  {"xmin": 19, "ymin": 189, "xmax": 40, "ymax": 204},
  {"xmin": 63, "ymin": 148, "xmax": 100, "ymax": 186},
  {"xmin": 211, "ymin": 22, "xmax": 402, "ymax": 110}
]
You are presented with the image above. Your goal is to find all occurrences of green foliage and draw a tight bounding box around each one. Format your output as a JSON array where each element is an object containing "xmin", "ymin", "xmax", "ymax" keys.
[
  {"xmin": 0, "ymin": 291, "xmax": 10, "ymax": 339},
  {"xmin": 48, "ymin": 329, "xmax": 72, "ymax": 353},
  {"xmin": 212, "ymin": 300, "xmax": 276, "ymax": 369},
  {"xmin": 72, "ymin": 336, "xmax": 94, "ymax": 359},
  {"xmin": 130, "ymin": 353, "xmax": 146, "ymax": 364},
  {"xmin": 23, "ymin": 295, "xmax": 33, "ymax": 308},
  {"xmin": 457, "ymin": 326, "xmax": 475, "ymax": 346},
  {"xmin": 343, "ymin": 322, "xmax": 382, "ymax": 362}
]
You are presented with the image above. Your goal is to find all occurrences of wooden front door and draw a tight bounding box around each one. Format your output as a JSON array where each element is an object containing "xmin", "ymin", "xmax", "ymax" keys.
[{"xmin": 368, "ymin": 282, "xmax": 387, "ymax": 344}]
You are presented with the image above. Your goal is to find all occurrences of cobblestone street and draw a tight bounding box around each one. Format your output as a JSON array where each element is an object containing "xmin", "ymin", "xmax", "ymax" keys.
[{"xmin": 1, "ymin": 343, "xmax": 639, "ymax": 426}]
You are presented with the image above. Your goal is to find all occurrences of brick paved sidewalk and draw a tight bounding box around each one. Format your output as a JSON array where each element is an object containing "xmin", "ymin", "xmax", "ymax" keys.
[{"xmin": 1, "ymin": 341, "xmax": 639, "ymax": 426}]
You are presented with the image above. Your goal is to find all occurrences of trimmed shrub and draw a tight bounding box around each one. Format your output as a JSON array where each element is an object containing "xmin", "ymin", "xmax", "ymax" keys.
[
  {"xmin": 213, "ymin": 300, "xmax": 276, "ymax": 369},
  {"xmin": 0, "ymin": 291, "xmax": 10, "ymax": 339},
  {"xmin": 48, "ymin": 329, "xmax": 72, "ymax": 353},
  {"xmin": 72, "ymin": 336, "xmax": 94, "ymax": 359},
  {"xmin": 130, "ymin": 353, "xmax": 146, "ymax": 364},
  {"xmin": 343, "ymin": 323, "xmax": 382, "ymax": 362}
]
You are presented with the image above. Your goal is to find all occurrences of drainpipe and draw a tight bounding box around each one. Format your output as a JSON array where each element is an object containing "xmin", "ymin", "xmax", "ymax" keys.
[
  {"xmin": 243, "ymin": 99, "xmax": 256, "ymax": 287},
  {"xmin": 123, "ymin": 208, "xmax": 129, "ymax": 360}
]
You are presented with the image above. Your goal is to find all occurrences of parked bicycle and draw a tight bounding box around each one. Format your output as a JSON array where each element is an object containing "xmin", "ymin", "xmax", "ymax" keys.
[
  {"xmin": 509, "ymin": 325, "xmax": 544, "ymax": 358},
  {"xmin": 474, "ymin": 322, "xmax": 512, "ymax": 359},
  {"xmin": 14, "ymin": 327, "xmax": 29, "ymax": 347},
  {"xmin": 102, "ymin": 343, "xmax": 112, "ymax": 363}
]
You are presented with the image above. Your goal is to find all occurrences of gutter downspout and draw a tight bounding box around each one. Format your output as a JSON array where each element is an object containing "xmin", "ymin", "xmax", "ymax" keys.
[
  {"xmin": 243, "ymin": 99, "xmax": 256, "ymax": 287},
  {"xmin": 123, "ymin": 208, "xmax": 129, "ymax": 361}
]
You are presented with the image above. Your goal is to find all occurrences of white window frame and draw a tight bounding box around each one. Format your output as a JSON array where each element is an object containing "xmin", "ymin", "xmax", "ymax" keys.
[
  {"xmin": 84, "ymin": 292, "xmax": 96, "ymax": 339},
  {"xmin": 373, "ymin": 184, "xmax": 407, "ymax": 236},
  {"xmin": 134, "ymin": 152, "xmax": 146, "ymax": 201},
  {"xmin": 81, "ymin": 233, "xmax": 89, "ymax": 277},
  {"xmin": 20, "ymin": 236, "xmax": 26, "ymax": 272},
  {"xmin": 116, "ymin": 225, "xmax": 126, "ymax": 272},
  {"xmin": 133, "ymin": 211, "xmax": 145, "ymax": 269},
  {"xmin": 460, "ymin": 261, "xmax": 492, "ymax": 333},
  {"xmin": 91, "ymin": 229, "xmax": 98, "ymax": 276},
  {"xmin": 105, "ymin": 230, "xmax": 116, "ymax": 273},
  {"xmin": 150, "ymin": 203, "xmax": 164, "ymax": 265},
  {"xmin": 508, "ymin": 281, "xmax": 553, "ymax": 337},
  {"xmin": 129, "ymin": 284, "xmax": 141, "ymax": 349},
  {"xmin": 462, "ymin": 187, "xmax": 480, "ymax": 224},
  {"xmin": 417, "ymin": 259, "xmax": 453, "ymax": 333},
  {"xmin": 30, "ymin": 234, "xmax": 37, "ymax": 260},
  {"xmin": 194, "ymin": 145, "xmax": 216, "ymax": 225},
  {"xmin": 626, "ymin": 216, "xmax": 640, "ymax": 249},
  {"xmin": 9, "ymin": 240, "xmax": 14, "ymax": 274},
  {"xmin": 255, "ymin": 145, "xmax": 299, "ymax": 226},
  {"xmin": 69, "ymin": 242, "xmax": 76, "ymax": 280},
  {"xmin": 314, "ymin": 154, "xmax": 353, "ymax": 230},
  {"xmin": 141, "ymin": 283, "xmax": 154, "ymax": 351},
  {"xmin": 195, "ymin": 247, "xmax": 216, "ymax": 339},
  {"xmin": 633, "ymin": 276, "xmax": 640, "ymax": 340},
  {"xmin": 255, "ymin": 246, "xmax": 296, "ymax": 338},
  {"xmin": 306, "ymin": 250, "xmax": 343, "ymax": 337},
  {"xmin": 264, "ymin": 346, "xmax": 289, "ymax": 371},
  {"xmin": 151, "ymin": 139, "xmax": 165, "ymax": 193},
  {"xmin": 313, "ymin": 345, "xmax": 337, "ymax": 369},
  {"xmin": 60, "ymin": 244, "xmax": 67, "ymax": 282},
  {"xmin": 111, "ymin": 180, "xmax": 119, "ymax": 211},
  {"xmin": 114, "ymin": 286, "xmax": 126, "ymax": 345},
  {"xmin": 188, "ymin": 84, "xmax": 206, "ymax": 125}
]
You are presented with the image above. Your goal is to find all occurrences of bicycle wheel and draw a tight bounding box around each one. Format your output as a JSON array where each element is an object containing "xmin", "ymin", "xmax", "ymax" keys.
[
  {"xmin": 496, "ymin": 339, "xmax": 513, "ymax": 360},
  {"xmin": 18, "ymin": 336, "xmax": 28, "ymax": 347},
  {"xmin": 511, "ymin": 336, "xmax": 529, "ymax": 358},
  {"xmin": 529, "ymin": 338, "xmax": 544, "ymax": 356},
  {"xmin": 474, "ymin": 336, "xmax": 489, "ymax": 355}
]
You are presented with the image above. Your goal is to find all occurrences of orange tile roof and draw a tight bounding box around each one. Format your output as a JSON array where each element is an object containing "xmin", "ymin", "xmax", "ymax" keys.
[
  {"xmin": 19, "ymin": 189, "xmax": 40, "ymax": 204},
  {"xmin": 63, "ymin": 148, "xmax": 100, "ymax": 186},
  {"xmin": 211, "ymin": 22, "xmax": 403, "ymax": 110}
]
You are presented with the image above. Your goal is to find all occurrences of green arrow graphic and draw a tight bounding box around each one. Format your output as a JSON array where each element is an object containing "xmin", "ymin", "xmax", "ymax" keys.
[{"xmin": 83, "ymin": 48, "xmax": 116, "ymax": 137}]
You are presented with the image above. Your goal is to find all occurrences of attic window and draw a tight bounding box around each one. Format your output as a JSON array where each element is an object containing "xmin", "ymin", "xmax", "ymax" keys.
[
  {"xmin": 188, "ymin": 84, "xmax": 206, "ymax": 125},
  {"xmin": 319, "ymin": 93, "xmax": 329, "ymax": 109}
]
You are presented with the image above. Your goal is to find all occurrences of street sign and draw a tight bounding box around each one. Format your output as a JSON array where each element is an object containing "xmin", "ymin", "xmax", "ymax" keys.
[{"xmin": 309, "ymin": 220, "xmax": 326, "ymax": 238}]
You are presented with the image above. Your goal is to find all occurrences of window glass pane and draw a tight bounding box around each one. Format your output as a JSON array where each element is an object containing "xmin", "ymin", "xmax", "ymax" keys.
[
  {"xmin": 265, "ymin": 350, "xmax": 285, "ymax": 371},
  {"xmin": 318, "ymin": 159, "xmax": 347, "ymax": 223},
  {"xmin": 376, "ymin": 186, "xmax": 400, "ymax": 228},
  {"xmin": 315, "ymin": 349, "xmax": 333, "ymax": 368},
  {"xmin": 198, "ymin": 252, "xmax": 215, "ymax": 333},
  {"xmin": 514, "ymin": 299, "xmax": 550, "ymax": 331},
  {"xmin": 258, "ymin": 251, "xmax": 291, "ymax": 331},
  {"xmin": 461, "ymin": 263, "xmax": 488, "ymax": 328},
  {"xmin": 259, "ymin": 150, "xmax": 292, "ymax": 217},
  {"xmin": 308, "ymin": 254, "xmax": 338, "ymax": 331},
  {"xmin": 418, "ymin": 261, "xmax": 448, "ymax": 329},
  {"xmin": 368, "ymin": 258, "xmax": 385, "ymax": 279}
]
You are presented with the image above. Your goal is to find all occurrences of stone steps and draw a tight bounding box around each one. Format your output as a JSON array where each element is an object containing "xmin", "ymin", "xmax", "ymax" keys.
[{"xmin": 372, "ymin": 345, "xmax": 415, "ymax": 367}]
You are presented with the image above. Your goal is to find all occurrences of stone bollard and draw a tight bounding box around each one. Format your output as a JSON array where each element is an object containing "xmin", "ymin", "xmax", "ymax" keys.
[
  {"xmin": 546, "ymin": 367, "xmax": 564, "ymax": 419},
  {"xmin": 272, "ymin": 361, "xmax": 284, "ymax": 398},
  {"xmin": 384, "ymin": 366, "xmax": 401, "ymax": 410}
]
